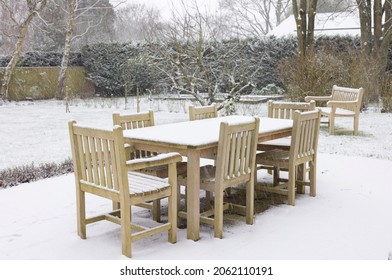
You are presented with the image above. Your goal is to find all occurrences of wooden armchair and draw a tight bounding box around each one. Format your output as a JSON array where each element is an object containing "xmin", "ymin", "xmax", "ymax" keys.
[
  {"xmin": 256, "ymin": 110, "xmax": 321, "ymax": 206},
  {"xmin": 257, "ymin": 100, "xmax": 316, "ymax": 186},
  {"xmin": 113, "ymin": 111, "xmax": 187, "ymax": 222},
  {"xmin": 258, "ymin": 100, "xmax": 316, "ymax": 151},
  {"xmin": 305, "ymin": 85, "xmax": 364, "ymax": 135},
  {"xmin": 68, "ymin": 121, "xmax": 182, "ymax": 258},
  {"xmin": 178, "ymin": 117, "xmax": 260, "ymax": 238},
  {"xmin": 113, "ymin": 111, "xmax": 156, "ymax": 160},
  {"xmin": 189, "ymin": 103, "xmax": 218, "ymax": 121}
]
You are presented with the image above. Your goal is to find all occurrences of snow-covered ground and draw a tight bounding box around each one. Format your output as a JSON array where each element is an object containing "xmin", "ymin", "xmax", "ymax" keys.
[
  {"xmin": 1, "ymin": 97, "xmax": 391, "ymax": 170},
  {"xmin": 1, "ymin": 97, "xmax": 392, "ymax": 276}
]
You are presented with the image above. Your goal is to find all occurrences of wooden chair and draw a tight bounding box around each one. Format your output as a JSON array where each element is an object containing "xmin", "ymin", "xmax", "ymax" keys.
[
  {"xmin": 68, "ymin": 121, "xmax": 182, "ymax": 258},
  {"xmin": 189, "ymin": 103, "xmax": 218, "ymax": 121},
  {"xmin": 258, "ymin": 100, "xmax": 316, "ymax": 151},
  {"xmin": 305, "ymin": 85, "xmax": 364, "ymax": 135},
  {"xmin": 178, "ymin": 117, "xmax": 260, "ymax": 238},
  {"xmin": 113, "ymin": 111, "xmax": 156, "ymax": 161},
  {"xmin": 113, "ymin": 111, "xmax": 187, "ymax": 222},
  {"xmin": 256, "ymin": 110, "xmax": 321, "ymax": 206},
  {"xmin": 257, "ymin": 100, "xmax": 316, "ymax": 184}
]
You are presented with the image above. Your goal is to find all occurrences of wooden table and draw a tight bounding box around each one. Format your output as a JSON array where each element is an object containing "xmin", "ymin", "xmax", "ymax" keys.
[{"xmin": 122, "ymin": 115, "xmax": 293, "ymax": 241}]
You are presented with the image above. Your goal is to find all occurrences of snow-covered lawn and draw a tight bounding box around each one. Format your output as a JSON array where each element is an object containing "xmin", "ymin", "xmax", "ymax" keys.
[
  {"xmin": 1, "ymin": 97, "xmax": 391, "ymax": 170},
  {"xmin": 1, "ymin": 97, "xmax": 392, "ymax": 265}
]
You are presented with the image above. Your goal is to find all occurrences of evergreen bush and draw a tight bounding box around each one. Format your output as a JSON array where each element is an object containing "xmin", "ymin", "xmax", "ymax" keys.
[
  {"xmin": 81, "ymin": 43, "xmax": 141, "ymax": 96},
  {"xmin": 0, "ymin": 52, "xmax": 82, "ymax": 67}
]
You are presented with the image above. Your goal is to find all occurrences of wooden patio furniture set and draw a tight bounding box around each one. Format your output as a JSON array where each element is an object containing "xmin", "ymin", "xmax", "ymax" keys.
[{"xmin": 68, "ymin": 85, "xmax": 364, "ymax": 257}]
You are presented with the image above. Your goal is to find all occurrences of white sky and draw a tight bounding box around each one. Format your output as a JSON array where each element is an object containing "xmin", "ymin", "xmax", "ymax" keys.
[{"xmin": 111, "ymin": 0, "xmax": 220, "ymax": 19}]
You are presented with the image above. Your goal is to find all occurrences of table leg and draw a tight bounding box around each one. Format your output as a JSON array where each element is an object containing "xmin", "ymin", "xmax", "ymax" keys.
[
  {"xmin": 186, "ymin": 150, "xmax": 200, "ymax": 241},
  {"xmin": 297, "ymin": 163, "xmax": 306, "ymax": 194}
]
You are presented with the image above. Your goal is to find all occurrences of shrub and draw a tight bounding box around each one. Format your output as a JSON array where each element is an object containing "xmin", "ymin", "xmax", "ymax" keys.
[
  {"xmin": 0, "ymin": 52, "xmax": 82, "ymax": 67},
  {"xmin": 81, "ymin": 43, "xmax": 141, "ymax": 97},
  {"xmin": 278, "ymin": 49, "xmax": 354, "ymax": 101},
  {"xmin": 0, "ymin": 159, "xmax": 73, "ymax": 189}
]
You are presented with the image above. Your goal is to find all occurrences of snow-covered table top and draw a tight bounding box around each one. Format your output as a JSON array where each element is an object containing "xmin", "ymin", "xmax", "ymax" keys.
[{"xmin": 123, "ymin": 116, "xmax": 292, "ymax": 149}]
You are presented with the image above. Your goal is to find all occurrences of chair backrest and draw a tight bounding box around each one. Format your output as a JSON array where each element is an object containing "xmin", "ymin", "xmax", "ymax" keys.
[
  {"xmin": 112, "ymin": 111, "xmax": 156, "ymax": 159},
  {"xmin": 189, "ymin": 103, "xmax": 218, "ymax": 121},
  {"xmin": 289, "ymin": 110, "xmax": 321, "ymax": 166},
  {"xmin": 267, "ymin": 100, "xmax": 316, "ymax": 120},
  {"xmin": 214, "ymin": 117, "xmax": 260, "ymax": 189},
  {"xmin": 112, "ymin": 111, "xmax": 155, "ymax": 130},
  {"xmin": 68, "ymin": 121, "xmax": 128, "ymax": 197},
  {"xmin": 331, "ymin": 85, "xmax": 364, "ymax": 112}
]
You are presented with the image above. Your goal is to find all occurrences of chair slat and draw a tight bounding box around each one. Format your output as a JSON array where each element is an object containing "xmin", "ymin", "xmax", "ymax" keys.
[
  {"xmin": 83, "ymin": 135, "xmax": 93, "ymax": 182},
  {"xmin": 96, "ymin": 138, "xmax": 106, "ymax": 186},
  {"xmin": 102, "ymin": 139, "xmax": 113, "ymax": 189},
  {"xmin": 77, "ymin": 135, "xmax": 87, "ymax": 180},
  {"xmin": 89, "ymin": 136, "xmax": 100, "ymax": 185}
]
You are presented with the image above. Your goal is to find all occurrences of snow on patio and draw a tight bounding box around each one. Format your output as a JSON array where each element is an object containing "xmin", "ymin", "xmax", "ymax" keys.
[{"xmin": 0, "ymin": 97, "xmax": 392, "ymax": 262}]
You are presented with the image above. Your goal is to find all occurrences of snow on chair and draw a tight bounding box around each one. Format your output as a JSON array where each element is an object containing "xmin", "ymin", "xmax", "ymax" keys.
[
  {"xmin": 256, "ymin": 110, "xmax": 321, "ymax": 206},
  {"xmin": 69, "ymin": 121, "xmax": 182, "ymax": 258}
]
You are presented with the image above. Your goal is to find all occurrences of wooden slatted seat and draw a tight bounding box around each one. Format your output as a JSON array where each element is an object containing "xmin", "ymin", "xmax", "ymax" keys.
[
  {"xmin": 69, "ymin": 121, "xmax": 182, "ymax": 258},
  {"xmin": 113, "ymin": 111, "xmax": 187, "ymax": 222},
  {"xmin": 256, "ymin": 110, "xmax": 321, "ymax": 206},
  {"xmin": 305, "ymin": 85, "xmax": 364, "ymax": 135},
  {"xmin": 178, "ymin": 117, "xmax": 259, "ymax": 238}
]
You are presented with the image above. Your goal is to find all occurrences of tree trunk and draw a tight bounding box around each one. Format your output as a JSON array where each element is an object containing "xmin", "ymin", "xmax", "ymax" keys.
[
  {"xmin": 0, "ymin": 15, "xmax": 34, "ymax": 99},
  {"xmin": 292, "ymin": 0, "xmax": 318, "ymax": 59},
  {"xmin": 355, "ymin": 0, "xmax": 392, "ymax": 107},
  {"xmin": 0, "ymin": 0, "xmax": 48, "ymax": 100},
  {"xmin": 57, "ymin": 0, "xmax": 76, "ymax": 109}
]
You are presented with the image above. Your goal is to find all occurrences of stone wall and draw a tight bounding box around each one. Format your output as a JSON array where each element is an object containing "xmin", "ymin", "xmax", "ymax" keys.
[{"xmin": 0, "ymin": 67, "xmax": 95, "ymax": 101}]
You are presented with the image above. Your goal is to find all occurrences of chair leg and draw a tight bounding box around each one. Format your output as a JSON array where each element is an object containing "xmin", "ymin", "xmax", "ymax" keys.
[
  {"xmin": 309, "ymin": 161, "xmax": 316, "ymax": 197},
  {"xmin": 354, "ymin": 115, "xmax": 359, "ymax": 136},
  {"xmin": 168, "ymin": 190, "xmax": 177, "ymax": 244},
  {"xmin": 112, "ymin": 201, "xmax": 120, "ymax": 210},
  {"xmin": 152, "ymin": 199, "xmax": 161, "ymax": 223},
  {"xmin": 205, "ymin": 190, "xmax": 213, "ymax": 209},
  {"xmin": 76, "ymin": 188, "xmax": 86, "ymax": 239},
  {"xmin": 329, "ymin": 116, "xmax": 335, "ymax": 135},
  {"xmin": 287, "ymin": 168, "xmax": 296, "ymax": 206},
  {"xmin": 246, "ymin": 181, "xmax": 254, "ymax": 225},
  {"xmin": 214, "ymin": 191, "xmax": 224, "ymax": 239},
  {"xmin": 273, "ymin": 167, "xmax": 280, "ymax": 186},
  {"xmin": 120, "ymin": 201, "xmax": 132, "ymax": 258},
  {"xmin": 296, "ymin": 164, "xmax": 306, "ymax": 194}
]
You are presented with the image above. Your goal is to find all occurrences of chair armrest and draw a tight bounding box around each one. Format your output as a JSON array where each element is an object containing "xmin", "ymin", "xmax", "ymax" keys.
[
  {"xmin": 327, "ymin": 100, "xmax": 358, "ymax": 108},
  {"xmin": 304, "ymin": 95, "xmax": 331, "ymax": 102},
  {"xmin": 126, "ymin": 152, "xmax": 183, "ymax": 171}
]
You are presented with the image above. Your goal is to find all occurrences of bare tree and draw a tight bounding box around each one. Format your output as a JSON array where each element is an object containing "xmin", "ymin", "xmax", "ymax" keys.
[
  {"xmin": 218, "ymin": 0, "xmax": 290, "ymax": 38},
  {"xmin": 292, "ymin": 0, "xmax": 318, "ymax": 59},
  {"xmin": 56, "ymin": 0, "xmax": 115, "ymax": 112},
  {"xmin": 0, "ymin": 2, "xmax": 25, "ymax": 55},
  {"xmin": 355, "ymin": 0, "xmax": 392, "ymax": 108},
  {"xmin": 146, "ymin": 0, "xmax": 258, "ymax": 111},
  {"xmin": 114, "ymin": 3, "xmax": 162, "ymax": 42},
  {"xmin": 57, "ymin": 0, "xmax": 76, "ymax": 112},
  {"xmin": 0, "ymin": 0, "xmax": 48, "ymax": 100},
  {"xmin": 146, "ymin": 0, "xmax": 221, "ymax": 105}
]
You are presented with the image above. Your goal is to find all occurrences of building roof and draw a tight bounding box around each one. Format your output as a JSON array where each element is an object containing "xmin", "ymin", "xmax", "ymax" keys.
[{"xmin": 268, "ymin": 11, "xmax": 360, "ymax": 37}]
